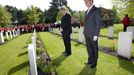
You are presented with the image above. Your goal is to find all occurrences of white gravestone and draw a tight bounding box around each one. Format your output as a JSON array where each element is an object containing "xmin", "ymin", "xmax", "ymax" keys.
[
  {"xmin": 28, "ymin": 44, "xmax": 38, "ymax": 75},
  {"xmin": 0, "ymin": 31, "xmax": 4, "ymax": 43},
  {"xmin": 70, "ymin": 27, "xmax": 75, "ymax": 39},
  {"xmin": 15, "ymin": 30, "xmax": 18, "ymax": 36},
  {"xmin": 70, "ymin": 33, "xmax": 73, "ymax": 39},
  {"xmin": 18, "ymin": 29, "xmax": 20, "ymax": 35},
  {"xmin": 9, "ymin": 31, "xmax": 13, "ymax": 39},
  {"xmin": 33, "ymin": 29, "xmax": 36, "ymax": 37},
  {"xmin": 108, "ymin": 26, "xmax": 114, "ymax": 39},
  {"xmin": 15, "ymin": 30, "xmax": 17, "ymax": 36},
  {"xmin": 78, "ymin": 27, "xmax": 84, "ymax": 43},
  {"xmin": 127, "ymin": 26, "xmax": 134, "ymax": 40},
  {"xmin": 16, "ymin": 30, "xmax": 18, "ymax": 36},
  {"xmin": 31, "ymin": 36, "xmax": 37, "ymax": 58},
  {"xmin": 12, "ymin": 30, "xmax": 15, "ymax": 37},
  {"xmin": 17, "ymin": 29, "xmax": 20, "ymax": 35},
  {"xmin": 32, "ymin": 36, "xmax": 36, "ymax": 50},
  {"xmin": 6, "ymin": 32, "xmax": 9, "ymax": 40},
  {"xmin": 117, "ymin": 32, "xmax": 133, "ymax": 59}
]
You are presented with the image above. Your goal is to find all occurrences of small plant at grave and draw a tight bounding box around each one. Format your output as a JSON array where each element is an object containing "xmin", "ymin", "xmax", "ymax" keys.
[
  {"xmin": 36, "ymin": 47, "xmax": 43, "ymax": 55},
  {"xmin": 36, "ymin": 40, "xmax": 44, "ymax": 55},
  {"xmin": 36, "ymin": 35, "xmax": 44, "ymax": 55},
  {"xmin": 37, "ymin": 55, "xmax": 56, "ymax": 75}
]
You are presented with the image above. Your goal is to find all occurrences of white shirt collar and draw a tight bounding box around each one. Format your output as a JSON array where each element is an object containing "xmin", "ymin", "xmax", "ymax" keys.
[{"xmin": 86, "ymin": 5, "xmax": 94, "ymax": 14}]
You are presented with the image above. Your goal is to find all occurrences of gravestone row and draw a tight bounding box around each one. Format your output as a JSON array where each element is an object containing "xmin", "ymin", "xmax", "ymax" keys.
[
  {"xmin": 28, "ymin": 29, "xmax": 38, "ymax": 75},
  {"xmin": 55, "ymin": 25, "xmax": 134, "ymax": 60},
  {"xmin": 0, "ymin": 29, "xmax": 20, "ymax": 44}
]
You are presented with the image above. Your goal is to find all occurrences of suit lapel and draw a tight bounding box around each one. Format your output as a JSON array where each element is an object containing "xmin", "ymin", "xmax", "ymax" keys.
[
  {"xmin": 84, "ymin": 6, "xmax": 96, "ymax": 23},
  {"xmin": 86, "ymin": 5, "xmax": 95, "ymax": 16}
]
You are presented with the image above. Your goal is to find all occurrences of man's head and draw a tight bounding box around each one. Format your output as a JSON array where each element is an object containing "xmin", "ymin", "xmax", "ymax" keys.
[
  {"xmin": 84, "ymin": 0, "xmax": 93, "ymax": 8},
  {"xmin": 125, "ymin": 14, "xmax": 128, "ymax": 17},
  {"xmin": 59, "ymin": 5, "xmax": 71, "ymax": 16}
]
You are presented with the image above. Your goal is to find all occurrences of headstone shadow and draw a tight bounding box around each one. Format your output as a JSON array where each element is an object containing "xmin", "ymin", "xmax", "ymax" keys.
[
  {"xmin": 22, "ymin": 45, "xmax": 28, "ymax": 49},
  {"xmin": 26, "ymin": 41, "xmax": 31, "ymax": 44},
  {"xmin": 52, "ymin": 54, "xmax": 68, "ymax": 68},
  {"xmin": 118, "ymin": 58, "xmax": 134, "ymax": 74},
  {"xmin": 7, "ymin": 61, "xmax": 29, "ymax": 75},
  {"xmin": 79, "ymin": 65, "xmax": 96, "ymax": 75},
  {"xmin": 18, "ymin": 51, "xmax": 28, "ymax": 57},
  {"xmin": 100, "ymin": 35, "xmax": 118, "ymax": 39},
  {"xmin": 49, "ymin": 32, "xmax": 61, "ymax": 37},
  {"xmin": 74, "ymin": 42, "xmax": 85, "ymax": 47}
]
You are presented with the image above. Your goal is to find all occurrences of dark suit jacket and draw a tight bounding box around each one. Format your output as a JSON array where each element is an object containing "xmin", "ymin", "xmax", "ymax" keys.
[
  {"xmin": 61, "ymin": 13, "xmax": 72, "ymax": 35},
  {"xmin": 84, "ymin": 6, "xmax": 101, "ymax": 37}
]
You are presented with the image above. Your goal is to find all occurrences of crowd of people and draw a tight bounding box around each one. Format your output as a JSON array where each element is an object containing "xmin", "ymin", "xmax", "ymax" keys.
[{"xmin": 0, "ymin": 23, "xmax": 59, "ymax": 33}]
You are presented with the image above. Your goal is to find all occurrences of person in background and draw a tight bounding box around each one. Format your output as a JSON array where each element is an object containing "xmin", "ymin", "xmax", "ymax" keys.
[{"xmin": 122, "ymin": 14, "xmax": 131, "ymax": 31}]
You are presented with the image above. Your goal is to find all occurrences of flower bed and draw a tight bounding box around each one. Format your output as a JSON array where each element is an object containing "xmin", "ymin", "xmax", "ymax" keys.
[{"xmin": 29, "ymin": 33, "xmax": 57, "ymax": 75}]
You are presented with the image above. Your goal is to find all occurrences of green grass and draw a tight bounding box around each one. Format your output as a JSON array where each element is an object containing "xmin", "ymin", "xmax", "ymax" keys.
[
  {"xmin": 100, "ymin": 24, "xmax": 124, "ymax": 37},
  {"xmin": 0, "ymin": 24, "xmax": 133, "ymax": 75},
  {"xmin": 39, "ymin": 32, "xmax": 134, "ymax": 75},
  {"xmin": 0, "ymin": 33, "xmax": 31, "ymax": 75},
  {"xmin": 50, "ymin": 24, "xmax": 134, "ymax": 56},
  {"xmin": 99, "ymin": 24, "xmax": 134, "ymax": 56}
]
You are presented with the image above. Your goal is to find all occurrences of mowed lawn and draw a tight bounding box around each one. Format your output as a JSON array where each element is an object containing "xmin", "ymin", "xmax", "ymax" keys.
[
  {"xmin": 48, "ymin": 24, "xmax": 134, "ymax": 56},
  {"xmin": 39, "ymin": 32, "xmax": 134, "ymax": 75},
  {"xmin": 0, "ymin": 33, "xmax": 31, "ymax": 75}
]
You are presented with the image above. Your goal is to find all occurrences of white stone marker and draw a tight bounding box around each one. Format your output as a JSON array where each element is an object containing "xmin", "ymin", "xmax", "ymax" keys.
[
  {"xmin": 108, "ymin": 26, "xmax": 114, "ymax": 38},
  {"xmin": 0, "ymin": 31, "xmax": 4, "ymax": 43},
  {"xmin": 28, "ymin": 44, "xmax": 38, "ymax": 75},
  {"xmin": 31, "ymin": 36, "xmax": 37, "ymax": 59},
  {"xmin": 17, "ymin": 29, "xmax": 20, "ymax": 35},
  {"xmin": 127, "ymin": 26, "xmax": 134, "ymax": 40},
  {"xmin": 6, "ymin": 32, "xmax": 9, "ymax": 40},
  {"xmin": 70, "ymin": 33, "xmax": 73, "ymax": 39},
  {"xmin": 16, "ymin": 30, "xmax": 18, "ymax": 36},
  {"xmin": 78, "ymin": 27, "xmax": 84, "ymax": 43},
  {"xmin": 70, "ymin": 27, "xmax": 75, "ymax": 39},
  {"xmin": 9, "ymin": 31, "xmax": 13, "ymax": 39},
  {"xmin": 12, "ymin": 30, "xmax": 15, "ymax": 37},
  {"xmin": 31, "ymin": 36, "xmax": 36, "ymax": 50},
  {"xmin": 117, "ymin": 32, "xmax": 133, "ymax": 59},
  {"xmin": 33, "ymin": 29, "xmax": 36, "ymax": 37},
  {"xmin": 14, "ymin": 30, "xmax": 17, "ymax": 36}
]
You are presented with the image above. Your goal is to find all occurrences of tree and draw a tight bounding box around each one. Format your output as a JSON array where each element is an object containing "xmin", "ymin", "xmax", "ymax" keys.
[
  {"xmin": 36, "ymin": 8, "xmax": 44, "ymax": 23},
  {"xmin": 112, "ymin": 0, "xmax": 134, "ymax": 19},
  {"xmin": 0, "ymin": 5, "xmax": 12, "ymax": 27},
  {"xmin": 111, "ymin": 6, "xmax": 120, "ymax": 23},
  {"xmin": 45, "ymin": 0, "xmax": 71, "ymax": 23},
  {"xmin": 17, "ymin": 9, "xmax": 27, "ymax": 25},
  {"xmin": 25, "ymin": 5, "xmax": 40, "ymax": 24},
  {"xmin": 126, "ymin": 0, "xmax": 134, "ymax": 18},
  {"xmin": 5, "ymin": 5, "xmax": 19, "ymax": 25}
]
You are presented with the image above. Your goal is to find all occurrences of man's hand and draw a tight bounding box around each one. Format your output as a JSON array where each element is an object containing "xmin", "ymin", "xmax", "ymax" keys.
[{"xmin": 93, "ymin": 36, "xmax": 98, "ymax": 41}]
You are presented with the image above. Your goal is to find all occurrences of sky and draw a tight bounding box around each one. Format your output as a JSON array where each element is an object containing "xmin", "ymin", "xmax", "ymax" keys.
[{"xmin": 0, "ymin": 0, "xmax": 113, "ymax": 11}]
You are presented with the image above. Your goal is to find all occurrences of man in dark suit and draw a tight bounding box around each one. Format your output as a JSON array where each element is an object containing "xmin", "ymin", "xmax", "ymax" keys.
[
  {"xmin": 84, "ymin": 0, "xmax": 101, "ymax": 68},
  {"xmin": 60, "ymin": 6, "xmax": 72, "ymax": 56}
]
